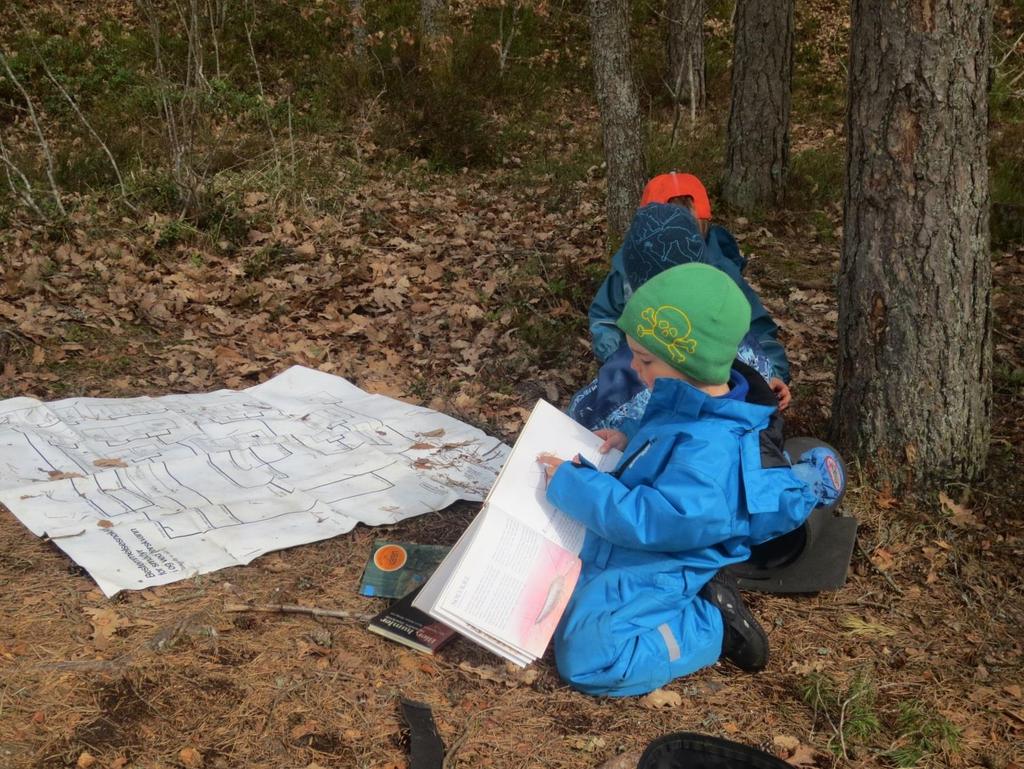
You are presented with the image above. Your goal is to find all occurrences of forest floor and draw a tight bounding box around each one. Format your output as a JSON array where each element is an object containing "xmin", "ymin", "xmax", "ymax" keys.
[{"xmin": 0, "ymin": 159, "xmax": 1021, "ymax": 769}]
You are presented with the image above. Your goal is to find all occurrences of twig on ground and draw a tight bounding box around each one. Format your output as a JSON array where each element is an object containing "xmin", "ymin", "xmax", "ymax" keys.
[
  {"xmin": 441, "ymin": 705, "xmax": 502, "ymax": 769},
  {"xmin": 223, "ymin": 601, "xmax": 372, "ymax": 622}
]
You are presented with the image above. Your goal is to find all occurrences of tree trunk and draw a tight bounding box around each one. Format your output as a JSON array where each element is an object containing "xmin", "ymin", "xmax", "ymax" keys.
[
  {"xmin": 721, "ymin": 0, "xmax": 793, "ymax": 212},
  {"xmin": 420, "ymin": 0, "xmax": 450, "ymax": 73},
  {"xmin": 349, "ymin": 0, "xmax": 368, "ymax": 69},
  {"xmin": 590, "ymin": 0, "xmax": 646, "ymax": 244},
  {"xmin": 666, "ymin": 0, "xmax": 706, "ymax": 111},
  {"xmin": 831, "ymin": 0, "xmax": 993, "ymax": 489}
]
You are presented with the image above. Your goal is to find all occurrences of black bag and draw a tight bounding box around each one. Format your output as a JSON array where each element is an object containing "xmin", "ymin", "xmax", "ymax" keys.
[{"xmin": 636, "ymin": 732, "xmax": 791, "ymax": 769}]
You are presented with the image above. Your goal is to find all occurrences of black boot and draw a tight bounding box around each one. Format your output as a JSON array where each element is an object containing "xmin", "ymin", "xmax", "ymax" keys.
[{"xmin": 700, "ymin": 571, "xmax": 769, "ymax": 672}]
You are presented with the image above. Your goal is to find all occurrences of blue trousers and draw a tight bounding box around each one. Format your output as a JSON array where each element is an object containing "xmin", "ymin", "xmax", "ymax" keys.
[{"xmin": 553, "ymin": 557, "xmax": 725, "ymax": 697}]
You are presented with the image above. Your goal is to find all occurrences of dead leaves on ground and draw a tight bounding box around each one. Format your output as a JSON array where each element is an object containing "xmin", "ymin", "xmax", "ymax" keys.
[
  {"xmin": 0, "ymin": 175, "xmax": 604, "ymax": 437},
  {"xmin": 82, "ymin": 606, "xmax": 133, "ymax": 650},
  {"xmin": 938, "ymin": 490, "xmax": 981, "ymax": 529},
  {"xmin": 638, "ymin": 688, "xmax": 683, "ymax": 709},
  {"xmin": 772, "ymin": 734, "xmax": 821, "ymax": 766},
  {"xmin": 458, "ymin": 661, "xmax": 539, "ymax": 688}
]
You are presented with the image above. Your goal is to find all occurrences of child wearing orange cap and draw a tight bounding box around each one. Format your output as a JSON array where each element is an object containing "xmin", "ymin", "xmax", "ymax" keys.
[{"xmin": 576, "ymin": 174, "xmax": 790, "ymax": 431}]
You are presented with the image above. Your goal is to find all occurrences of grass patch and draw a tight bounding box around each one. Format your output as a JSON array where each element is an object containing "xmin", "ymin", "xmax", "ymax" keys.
[
  {"xmin": 800, "ymin": 670, "xmax": 881, "ymax": 758},
  {"xmin": 787, "ymin": 141, "xmax": 844, "ymax": 211},
  {"xmin": 884, "ymin": 700, "xmax": 960, "ymax": 768}
]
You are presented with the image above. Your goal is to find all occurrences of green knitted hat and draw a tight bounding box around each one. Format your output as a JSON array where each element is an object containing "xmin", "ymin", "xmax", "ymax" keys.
[{"xmin": 616, "ymin": 263, "xmax": 751, "ymax": 385}]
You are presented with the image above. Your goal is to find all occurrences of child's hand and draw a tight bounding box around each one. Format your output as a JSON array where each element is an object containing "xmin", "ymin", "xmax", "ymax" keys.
[
  {"xmin": 537, "ymin": 452, "xmax": 567, "ymax": 481},
  {"xmin": 769, "ymin": 378, "xmax": 791, "ymax": 411},
  {"xmin": 593, "ymin": 429, "xmax": 628, "ymax": 453}
]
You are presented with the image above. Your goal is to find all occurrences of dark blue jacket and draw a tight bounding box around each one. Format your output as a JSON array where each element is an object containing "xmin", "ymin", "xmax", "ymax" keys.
[{"xmin": 588, "ymin": 226, "xmax": 790, "ymax": 382}]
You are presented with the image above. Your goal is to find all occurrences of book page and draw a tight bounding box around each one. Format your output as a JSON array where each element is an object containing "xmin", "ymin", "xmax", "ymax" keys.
[
  {"xmin": 413, "ymin": 513, "xmax": 483, "ymax": 610},
  {"xmin": 433, "ymin": 506, "xmax": 581, "ymax": 661},
  {"xmin": 486, "ymin": 400, "xmax": 621, "ymax": 554}
]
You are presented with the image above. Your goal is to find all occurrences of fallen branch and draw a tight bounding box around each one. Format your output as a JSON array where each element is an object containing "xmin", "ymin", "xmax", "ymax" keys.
[{"xmin": 223, "ymin": 601, "xmax": 372, "ymax": 622}]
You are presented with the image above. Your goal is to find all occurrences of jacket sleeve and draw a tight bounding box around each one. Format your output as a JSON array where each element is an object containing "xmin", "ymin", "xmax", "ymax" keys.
[
  {"xmin": 707, "ymin": 225, "xmax": 747, "ymax": 273},
  {"xmin": 546, "ymin": 450, "xmax": 738, "ymax": 552},
  {"xmin": 588, "ymin": 247, "xmax": 628, "ymax": 362},
  {"xmin": 711, "ymin": 254, "xmax": 791, "ymax": 383}
]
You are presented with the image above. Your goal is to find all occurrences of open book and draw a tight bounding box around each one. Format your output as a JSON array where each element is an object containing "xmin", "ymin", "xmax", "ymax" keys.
[{"xmin": 413, "ymin": 400, "xmax": 622, "ymax": 666}]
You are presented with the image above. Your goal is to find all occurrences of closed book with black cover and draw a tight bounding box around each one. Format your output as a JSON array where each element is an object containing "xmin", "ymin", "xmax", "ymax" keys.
[{"xmin": 367, "ymin": 586, "xmax": 457, "ymax": 655}]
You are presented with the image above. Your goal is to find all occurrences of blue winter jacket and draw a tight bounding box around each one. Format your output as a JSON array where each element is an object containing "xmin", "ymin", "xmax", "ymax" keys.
[
  {"xmin": 588, "ymin": 225, "xmax": 790, "ymax": 382},
  {"xmin": 550, "ymin": 372, "xmax": 815, "ymax": 559},
  {"xmin": 546, "ymin": 370, "xmax": 817, "ymax": 696}
]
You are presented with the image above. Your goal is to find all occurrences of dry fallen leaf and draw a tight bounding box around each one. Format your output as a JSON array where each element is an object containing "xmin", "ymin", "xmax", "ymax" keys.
[
  {"xmin": 179, "ymin": 746, "xmax": 203, "ymax": 768},
  {"xmin": 83, "ymin": 607, "xmax": 133, "ymax": 650},
  {"xmin": 876, "ymin": 483, "xmax": 898, "ymax": 510},
  {"xmin": 289, "ymin": 720, "xmax": 319, "ymax": 741},
  {"xmin": 46, "ymin": 470, "xmax": 85, "ymax": 481},
  {"xmin": 93, "ymin": 457, "xmax": 129, "ymax": 468},
  {"xmin": 595, "ymin": 751, "xmax": 643, "ymax": 769},
  {"xmin": 773, "ymin": 735, "xmax": 800, "ymax": 753},
  {"xmin": 938, "ymin": 491, "xmax": 979, "ymax": 528},
  {"xmin": 869, "ymin": 546, "xmax": 895, "ymax": 572},
  {"xmin": 459, "ymin": 661, "xmax": 506, "ymax": 684},
  {"xmin": 786, "ymin": 744, "xmax": 819, "ymax": 766},
  {"xmin": 260, "ymin": 555, "xmax": 290, "ymax": 573},
  {"xmin": 572, "ymin": 736, "xmax": 606, "ymax": 753},
  {"xmin": 640, "ymin": 688, "xmax": 682, "ymax": 709},
  {"xmin": 457, "ymin": 661, "xmax": 538, "ymax": 688}
]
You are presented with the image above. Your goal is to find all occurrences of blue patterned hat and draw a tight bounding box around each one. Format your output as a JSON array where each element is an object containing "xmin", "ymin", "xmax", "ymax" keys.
[{"xmin": 622, "ymin": 203, "xmax": 709, "ymax": 288}]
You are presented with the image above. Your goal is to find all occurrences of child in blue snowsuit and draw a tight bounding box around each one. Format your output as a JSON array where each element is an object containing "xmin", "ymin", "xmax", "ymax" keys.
[
  {"xmin": 539, "ymin": 264, "xmax": 839, "ymax": 697},
  {"xmin": 571, "ymin": 175, "xmax": 790, "ymax": 431}
]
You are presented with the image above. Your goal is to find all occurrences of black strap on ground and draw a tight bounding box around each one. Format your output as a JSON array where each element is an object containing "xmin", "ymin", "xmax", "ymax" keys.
[{"xmin": 400, "ymin": 697, "xmax": 445, "ymax": 769}]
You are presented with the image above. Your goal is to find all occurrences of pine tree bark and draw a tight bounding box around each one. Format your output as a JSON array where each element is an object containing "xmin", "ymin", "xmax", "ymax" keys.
[
  {"xmin": 590, "ymin": 0, "xmax": 646, "ymax": 243},
  {"xmin": 666, "ymin": 0, "xmax": 706, "ymax": 110},
  {"xmin": 722, "ymin": 0, "xmax": 793, "ymax": 212},
  {"xmin": 831, "ymin": 0, "xmax": 993, "ymax": 488}
]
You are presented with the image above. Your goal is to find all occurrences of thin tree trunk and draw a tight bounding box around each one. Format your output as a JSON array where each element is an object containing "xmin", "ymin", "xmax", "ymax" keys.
[
  {"xmin": 831, "ymin": 0, "xmax": 993, "ymax": 489},
  {"xmin": 666, "ymin": 0, "xmax": 706, "ymax": 111},
  {"xmin": 590, "ymin": 0, "xmax": 646, "ymax": 244},
  {"xmin": 721, "ymin": 0, "xmax": 793, "ymax": 212},
  {"xmin": 350, "ymin": 0, "xmax": 368, "ymax": 69},
  {"xmin": 420, "ymin": 0, "xmax": 450, "ymax": 74}
]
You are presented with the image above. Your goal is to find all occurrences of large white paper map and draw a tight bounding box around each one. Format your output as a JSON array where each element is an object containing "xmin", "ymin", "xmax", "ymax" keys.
[{"xmin": 0, "ymin": 366, "xmax": 508, "ymax": 596}]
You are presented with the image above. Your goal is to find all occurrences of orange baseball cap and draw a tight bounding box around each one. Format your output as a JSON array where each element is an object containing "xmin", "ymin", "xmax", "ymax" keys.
[{"xmin": 640, "ymin": 172, "xmax": 712, "ymax": 219}]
